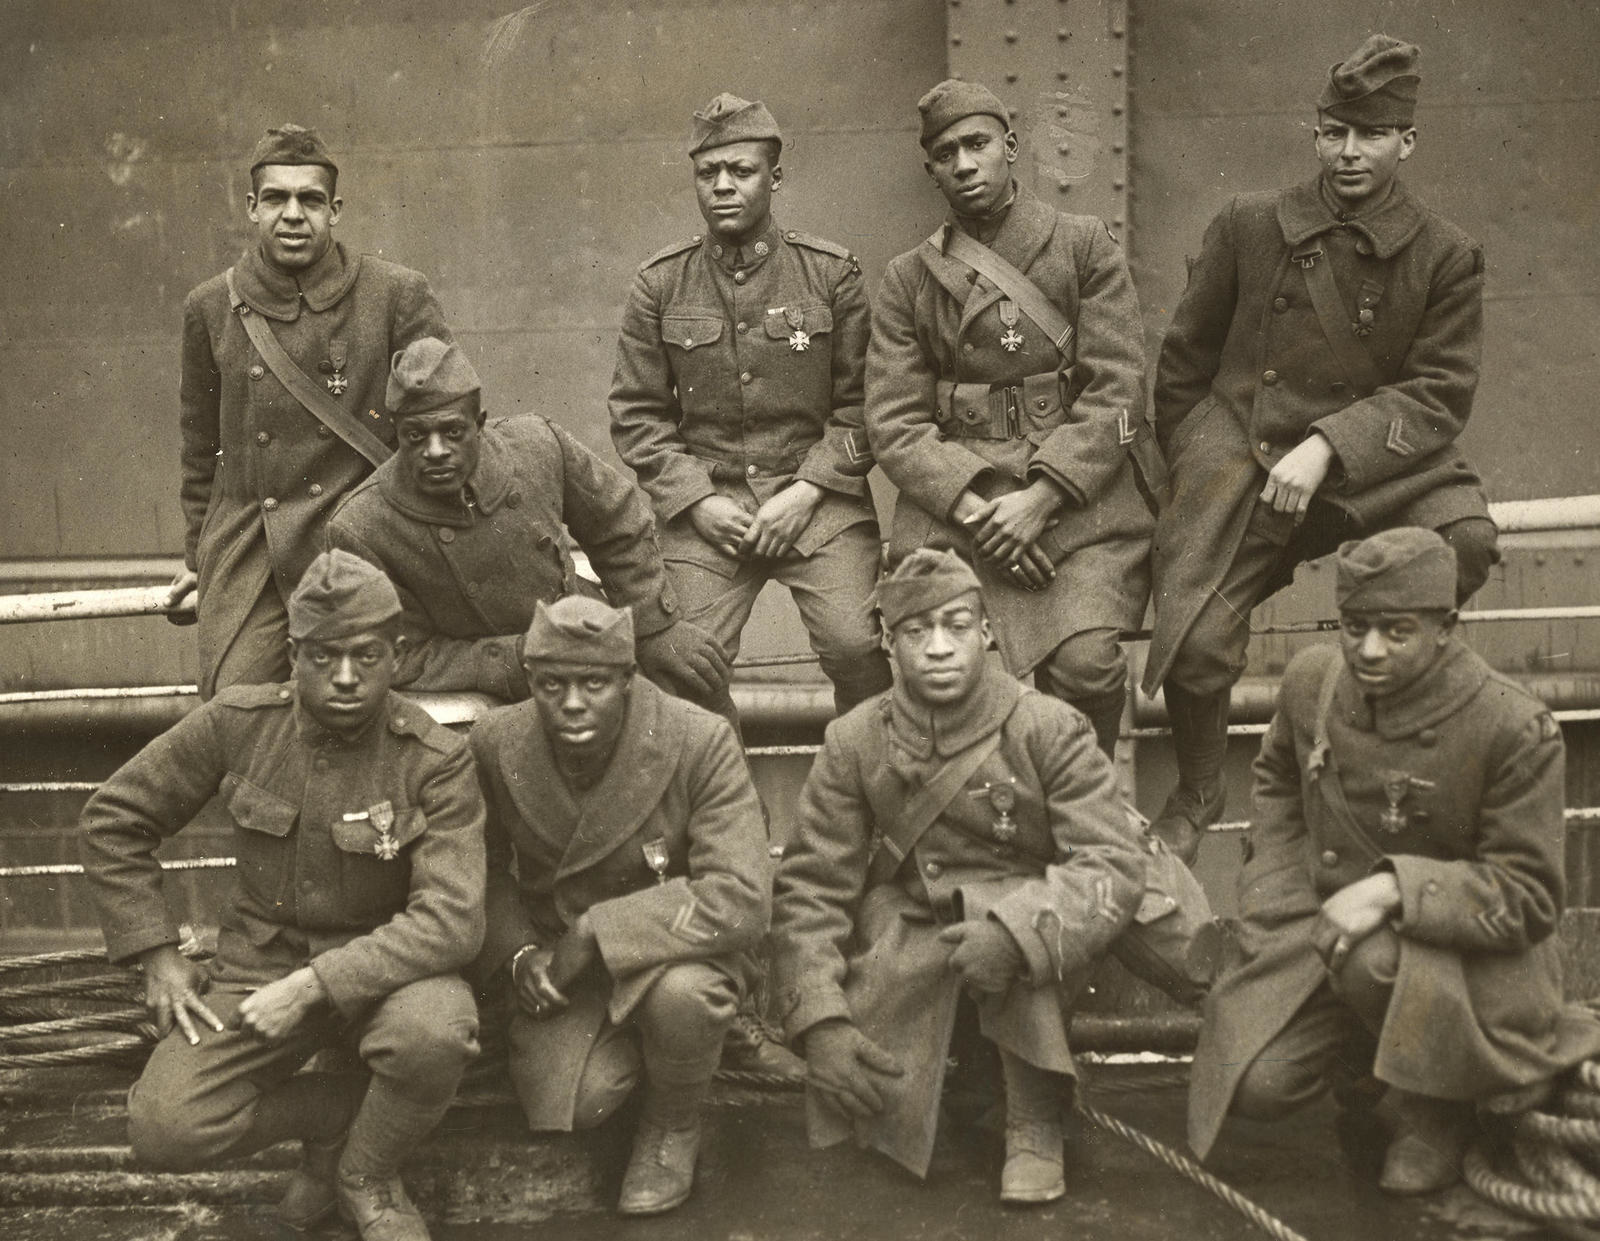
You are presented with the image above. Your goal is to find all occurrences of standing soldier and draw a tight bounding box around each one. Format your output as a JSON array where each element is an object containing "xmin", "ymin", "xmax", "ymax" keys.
[
  {"xmin": 81, "ymin": 551, "xmax": 486, "ymax": 1241},
  {"xmin": 609, "ymin": 92, "xmax": 893, "ymax": 718},
  {"xmin": 1189, "ymin": 529, "xmax": 1600, "ymax": 1193},
  {"xmin": 866, "ymin": 79, "xmax": 1155, "ymax": 758},
  {"xmin": 171, "ymin": 124, "xmax": 454, "ymax": 698},
  {"xmin": 770, "ymin": 549, "xmax": 1144, "ymax": 1202},
  {"xmin": 1145, "ymin": 36, "xmax": 1499, "ymax": 861},
  {"xmin": 470, "ymin": 596, "xmax": 770, "ymax": 1215}
]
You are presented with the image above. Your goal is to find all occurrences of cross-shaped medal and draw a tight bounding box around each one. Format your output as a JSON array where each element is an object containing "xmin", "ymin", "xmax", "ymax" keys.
[
  {"xmin": 326, "ymin": 373, "xmax": 348, "ymax": 395},
  {"xmin": 788, "ymin": 329, "xmax": 811, "ymax": 352},
  {"xmin": 1000, "ymin": 328, "xmax": 1024, "ymax": 352},
  {"xmin": 998, "ymin": 299, "xmax": 1024, "ymax": 352}
]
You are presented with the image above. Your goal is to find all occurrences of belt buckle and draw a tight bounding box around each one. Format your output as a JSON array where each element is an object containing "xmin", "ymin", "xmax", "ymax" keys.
[{"xmin": 1002, "ymin": 385, "xmax": 1022, "ymax": 437}]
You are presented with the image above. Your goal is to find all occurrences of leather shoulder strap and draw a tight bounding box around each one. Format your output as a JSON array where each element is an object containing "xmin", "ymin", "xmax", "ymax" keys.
[
  {"xmin": 225, "ymin": 268, "xmax": 392, "ymax": 468},
  {"xmin": 1292, "ymin": 246, "xmax": 1386, "ymax": 395},
  {"xmin": 877, "ymin": 709, "xmax": 1013, "ymax": 868},
  {"xmin": 1308, "ymin": 656, "xmax": 1385, "ymax": 861},
  {"xmin": 941, "ymin": 227, "xmax": 1076, "ymax": 359}
]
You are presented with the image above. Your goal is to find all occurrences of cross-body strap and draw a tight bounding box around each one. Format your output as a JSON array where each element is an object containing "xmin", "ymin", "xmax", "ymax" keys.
[
  {"xmin": 225, "ymin": 268, "xmax": 392, "ymax": 468},
  {"xmin": 877, "ymin": 719, "xmax": 1010, "ymax": 869},
  {"xmin": 1307, "ymin": 655, "xmax": 1385, "ymax": 862},
  {"xmin": 1291, "ymin": 244, "xmax": 1386, "ymax": 396},
  {"xmin": 937, "ymin": 227, "xmax": 1077, "ymax": 360}
]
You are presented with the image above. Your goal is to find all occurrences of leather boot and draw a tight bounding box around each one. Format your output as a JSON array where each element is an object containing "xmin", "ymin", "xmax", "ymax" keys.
[
  {"xmin": 337, "ymin": 1081, "xmax": 449, "ymax": 1241},
  {"xmin": 1378, "ymin": 1090, "xmax": 1474, "ymax": 1195},
  {"xmin": 1151, "ymin": 685, "xmax": 1230, "ymax": 864},
  {"xmin": 618, "ymin": 1039, "xmax": 720, "ymax": 1215},
  {"xmin": 229, "ymin": 1069, "xmax": 364, "ymax": 1232},
  {"xmin": 998, "ymin": 1051, "xmax": 1067, "ymax": 1205},
  {"xmin": 720, "ymin": 1007, "xmax": 805, "ymax": 1079},
  {"xmin": 279, "ymin": 1132, "xmax": 346, "ymax": 1232},
  {"xmin": 1065, "ymin": 686, "xmax": 1128, "ymax": 761}
]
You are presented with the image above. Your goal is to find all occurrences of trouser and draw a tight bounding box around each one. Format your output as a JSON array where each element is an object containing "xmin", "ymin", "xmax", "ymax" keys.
[
  {"xmin": 199, "ymin": 569, "xmax": 291, "ymax": 700},
  {"xmin": 127, "ymin": 975, "xmax": 479, "ymax": 1170},
  {"xmin": 1230, "ymin": 930, "xmax": 1399, "ymax": 1123},
  {"xmin": 511, "ymin": 963, "xmax": 739, "ymax": 1131},
  {"xmin": 666, "ymin": 522, "xmax": 892, "ymax": 717},
  {"xmin": 1167, "ymin": 499, "xmax": 1499, "ymax": 696},
  {"xmin": 1033, "ymin": 627, "xmax": 1128, "ymax": 757}
]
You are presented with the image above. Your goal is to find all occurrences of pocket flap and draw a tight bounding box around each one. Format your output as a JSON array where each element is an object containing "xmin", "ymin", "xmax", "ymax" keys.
[
  {"xmin": 762, "ymin": 306, "xmax": 833, "ymax": 339},
  {"xmin": 331, "ymin": 807, "xmax": 427, "ymax": 856},
  {"xmin": 222, "ymin": 773, "xmax": 297, "ymax": 838},
  {"xmin": 662, "ymin": 317, "xmax": 725, "ymax": 351}
]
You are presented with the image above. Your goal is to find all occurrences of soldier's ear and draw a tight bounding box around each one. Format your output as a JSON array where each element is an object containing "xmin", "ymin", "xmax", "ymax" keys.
[
  {"xmin": 1003, "ymin": 130, "xmax": 1019, "ymax": 164},
  {"xmin": 246, "ymin": 192, "xmax": 261, "ymax": 221},
  {"xmin": 770, "ymin": 164, "xmax": 783, "ymax": 193},
  {"xmin": 1397, "ymin": 128, "xmax": 1417, "ymax": 162},
  {"xmin": 1436, "ymin": 609, "xmax": 1459, "ymax": 643},
  {"xmin": 980, "ymin": 615, "xmax": 994, "ymax": 649},
  {"xmin": 327, "ymin": 195, "xmax": 344, "ymax": 225},
  {"xmin": 285, "ymin": 637, "xmax": 299, "ymax": 665}
]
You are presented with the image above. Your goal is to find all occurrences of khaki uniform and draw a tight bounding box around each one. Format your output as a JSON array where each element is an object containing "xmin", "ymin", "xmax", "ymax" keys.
[
  {"xmin": 328, "ymin": 417, "xmax": 676, "ymax": 700},
  {"xmin": 770, "ymin": 670, "xmax": 1144, "ymax": 1176},
  {"xmin": 80, "ymin": 683, "xmax": 485, "ymax": 1166},
  {"xmin": 181, "ymin": 243, "xmax": 451, "ymax": 697},
  {"xmin": 609, "ymin": 220, "xmax": 890, "ymax": 712},
  {"xmin": 470, "ymin": 678, "xmax": 770, "ymax": 1130},
  {"xmin": 1189, "ymin": 641, "xmax": 1600, "ymax": 1158}
]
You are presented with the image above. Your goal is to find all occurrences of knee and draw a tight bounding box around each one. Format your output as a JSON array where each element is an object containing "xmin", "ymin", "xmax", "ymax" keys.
[
  {"xmin": 127, "ymin": 1078, "xmax": 227, "ymax": 1170},
  {"xmin": 639, "ymin": 964, "xmax": 738, "ymax": 1044},
  {"xmin": 1041, "ymin": 631, "xmax": 1126, "ymax": 700},
  {"xmin": 1438, "ymin": 518, "xmax": 1499, "ymax": 603},
  {"xmin": 364, "ymin": 983, "xmax": 480, "ymax": 1091},
  {"xmin": 1230, "ymin": 1057, "xmax": 1325, "ymax": 1124},
  {"xmin": 1329, "ymin": 929, "xmax": 1399, "ymax": 1013},
  {"xmin": 1167, "ymin": 622, "xmax": 1246, "ymax": 697},
  {"xmin": 571, "ymin": 1039, "xmax": 641, "ymax": 1130}
]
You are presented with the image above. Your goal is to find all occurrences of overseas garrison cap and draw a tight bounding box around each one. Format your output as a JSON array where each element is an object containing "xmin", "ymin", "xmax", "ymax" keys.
[
  {"xmin": 689, "ymin": 93, "xmax": 782, "ymax": 156},
  {"xmin": 1318, "ymin": 34, "xmax": 1421, "ymax": 127},
  {"xmin": 386, "ymin": 337, "xmax": 480, "ymax": 419},
  {"xmin": 917, "ymin": 78, "xmax": 1011, "ymax": 148},
  {"xmin": 523, "ymin": 597, "xmax": 636, "ymax": 667},
  {"xmin": 287, "ymin": 549, "xmax": 402, "ymax": 641},
  {"xmin": 249, "ymin": 123, "xmax": 338, "ymax": 175},
  {"xmin": 878, "ymin": 548, "xmax": 983, "ymax": 630},
  {"xmin": 1335, "ymin": 527, "xmax": 1457, "ymax": 613}
]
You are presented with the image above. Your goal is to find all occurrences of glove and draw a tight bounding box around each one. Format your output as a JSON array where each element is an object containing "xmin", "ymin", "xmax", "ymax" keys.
[
  {"xmin": 635, "ymin": 619, "xmax": 732, "ymax": 701},
  {"xmin": 938, "ymin": 918, "xmax": 1026, "ymax": 993},
  {"xmin": 803, "ymin": 1021, "xmax": 905, "ymax": 1119}
]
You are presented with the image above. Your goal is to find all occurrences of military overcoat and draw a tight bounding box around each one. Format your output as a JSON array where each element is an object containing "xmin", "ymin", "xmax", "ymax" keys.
[
  {"xmin": 79, "ymin": 684, "xmax": 486, "ymax": 1017},
  {"xmin": 1146, "ymin": 179, "xmax": 1490, "ymax": 690},
  {"xmin": 328, "ymin": 417, "xmax": 676, "ymax": 699},
  {"xmin": 470, "ymin": 678, "xmax": 769, "ymax": 1130},
  {"xmin": 770, "ymin": 670, "xmax": 1145, "ymax": 1176},
  {"xmin": 181, "ymin": 243, "xmax": 451, "ymax": 690},
  {"xmin": 608, "ymin": 219, "xmax": 878, "ymax": 576},
  {"xmin": 1189, "ymin": 641, "xmax": 1600, "ymax": 1158},
  {"xmin": 866, "ymin": 187, "xmax": 1153, "ymax": 676}
]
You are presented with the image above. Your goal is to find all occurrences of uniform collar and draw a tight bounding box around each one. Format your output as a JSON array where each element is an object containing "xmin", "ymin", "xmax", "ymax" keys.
[
  {"xmin": 375, "ymin": 422, "xmax": 515, "ymax": 528},
  {"xmin": 1277, "ymin": 176, "xmax": 1425, "ymax": 260},
  {"xmin": 889, "ymin": 663, "xmax": 1021, "ymax": 760},
  {"xmin": 1337, "ymin": 638, "xmax": 1489, "ymax": 740},
  {"xmin": 940, "ymin": 181, "xmax": 1055, "ymax": 273},
  {"xmin": 701, "ymin": 218, "xmax": 784, "ymax": 277},
  {"xmin": 291, "ymin": 685, "xmax": 390, "ymax": 747},
  {"xmin": 232, "ymin": 240, "xmax": 361, "ymax": 322}
]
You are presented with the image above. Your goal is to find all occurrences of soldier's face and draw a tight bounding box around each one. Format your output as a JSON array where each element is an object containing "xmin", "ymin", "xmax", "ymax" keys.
[
  {"xmin": 924, "ymin": 116, "xmax": 1017, "ymax": 217},
  {"xmin": 248, "ymin": 165, "xmax": 341, "ymax": 272},
  {"xmin": 526, "ymin": 661, "xmax": 634, "ymax": 760},
  {"xmin": 395, "ymin": 403, "xmax": 484, "ymax": 498},
  {"xmin": 289, "ymin": 627, "xmax": 400, "ymax": 738},
  {"xmin": 889, "ymin": 594, "xmax": 991, "ymax": 708},
  {"xmin": 693, "ymin": 141, "xmax": 780, "ymax": 244},
  {"xmin": 1338, "ymin": 609, "xmax": 1455, "ymax": 698},
  {"xmin": 1313, "ymin": 118, "xmax": 1415, "ymax": 212}
]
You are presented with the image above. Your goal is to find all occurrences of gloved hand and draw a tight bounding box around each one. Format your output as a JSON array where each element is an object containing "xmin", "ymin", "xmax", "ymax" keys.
[
  {"xmin": 938, "ymin": 918, "xmax": 1026, "ymax": 993},
  {"xmin": 635, "ymin": 619, "xmax": 732, "ymax": 701},
  {"xmin": 803, "ymin": 1021, "xmax": 905, "ymax": 1119}
]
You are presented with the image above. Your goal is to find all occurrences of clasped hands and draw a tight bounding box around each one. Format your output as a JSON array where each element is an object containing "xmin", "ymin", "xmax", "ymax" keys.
[
  {"xmin": 512, "ymin": 914, "xmax": 600, "ymax": 1020},
  {"xmin": 953, "ymin": 480, "xmax": 1066, "ymax": 591},
  {"xmin": 688, "ymin": 481, "xmax": 824, "ymax": 561},
  {"xmin": 1312, "ymin": 871, "xmax": 1402, "ymax": 975}
]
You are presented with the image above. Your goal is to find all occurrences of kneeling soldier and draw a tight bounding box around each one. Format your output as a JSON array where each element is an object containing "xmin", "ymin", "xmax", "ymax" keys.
[
  {"xmin": 1189, "ymin": 529, "xmax": 1600, "ymax": 1192},
  {"xmin": 81, "ymin": 550, "xmax": 486, "ymax": 1241},
  {"xmin": 770, "ymin": 549, "xmax": 1144, "ymax": 1201},
  {"xmin": 471, "ymin": 596, "xmax": 769, "ymax": 1215}
]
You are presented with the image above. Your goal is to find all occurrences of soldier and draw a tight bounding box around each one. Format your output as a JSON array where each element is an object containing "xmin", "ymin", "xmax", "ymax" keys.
[
  {"xmin": 81, "ymin": 550, "xmax": 485, "ymax": 1241},
  {"xmin": 170, "ymin": 124, "xmax": 455, "ymax": 699},
  {"xmin": 770, "ymin": 549, "xmax": 1144, "ymax": 1201},
  {"xmin": 609, "ymin": 92, "xmax": 892, "ymax": 718},
  {"xmin": 1189, "ymin": 529, "xmax": 1600, "ymax": 1193},
  {"xmin": 470, "ymin": 596, "xmax": 770, "ymax": 1215},
  {"xmin": 328, "ymin": 336, "xmax": 730, "ymax": 711},
  {"xmin": 1145, "ymin": 36, "xmax": 1500, "ymax": 861},
  {"xmin": 866, "ymin": 79, "xmax": 1155, "ymax": 758}
]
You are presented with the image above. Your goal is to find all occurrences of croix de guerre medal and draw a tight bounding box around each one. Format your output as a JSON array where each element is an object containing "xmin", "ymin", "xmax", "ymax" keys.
[
  {"xmin": 971, "ymin": 780, "xmax": 1019, "ymax": 844},
  {"xmin": 642, "ymin": 838, "xmax": 669, "ymax": 885},
  {"xmin": 784, "ymin": 305, "xmax": 810, "ymax": 353},
  {"xmin": 998, "ymin": 299, "xmax": 1024, "ymax": 353},
  {"xmin": 345, "ymin": 799, "xmax": 399, "ymax": 859},
  {"xmin": 326, "ymin": 339, "xmax": 349, "ymax": 396},
  {"xmin": 1379, "ymin": 772, "xmax": 1410, "ymax": 835}
]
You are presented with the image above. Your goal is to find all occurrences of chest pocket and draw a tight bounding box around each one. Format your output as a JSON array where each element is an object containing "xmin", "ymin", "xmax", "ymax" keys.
[
  {"xmin": 223, "ymin": 772, "xmax": 297, "ymax": 837},
  {"xmin": 758, "ymin": 304, "xmax": 835, "ymax": 415},
  {"xmin": 331, "ymin": 807, "xmax": 428, "ymax": 858},
  {"xmin": 662, "ymin": 316, "xmax": 725, "ymax": 353}
]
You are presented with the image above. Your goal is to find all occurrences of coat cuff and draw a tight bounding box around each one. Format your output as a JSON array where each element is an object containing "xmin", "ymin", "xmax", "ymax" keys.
[
  {"xmin": 588, "ymin": 878, "xmax": 719, "ymax": 977},
  {"xmin": 985, "ymin": 892, "xmax": 1079, "ymax": 987},
  {"xmin": 477, "ymin": 636, "xmax": 529, "ymax": 700},
  {"xmin": 918, "ymin": 448, "xmax": 992, "ymax": 521},
  {"xmin": 1307, "ymin": 415, "xmax": 1388, "ymax": 495},
  {"xmin": 1024, "ymin": 459, "xmax": 1087, "ymax": 508},
  {"xmin": 628, "ymin": 594, "xmax": 678, "ymax": 639},
  {"xmin": 101, "ymin": 921, "xmax": 180, "ymax": 968},
  {"xmin": 1387, "ymin": 853, "xmax": 1465, "ymax": 945},
  {"xmin": 777, "ymin": 981, "xmax": 854, "ymax": 1045},
  {"xmin": 309, "ymin": 952, "xmax": 368, "ymax": 1019},
  {"xmin": 654, "ymin": 472, "xmax": 719, "ymax": 524}
]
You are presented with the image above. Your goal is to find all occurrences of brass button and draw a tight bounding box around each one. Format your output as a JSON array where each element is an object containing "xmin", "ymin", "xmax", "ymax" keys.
[
  {"xmin": 745, "ymin": 464, "xmax": 758, "ymax": 477},
  {"xmin": 1036, "ymin": 399, "xmax": 1048, "ymax": 410},
  {"xmin": 962, "ymin": 343, "xmax": 974, "ymax": 353},
  {"xmin": 713, "ymin": 244, "xmax": 724, "ymax": 258},
  {"xmin": 256, "ymin": 431, "xmax": 271, "ymax": 445},
  {"xmin": 740, "ymin": 371, "xmax": 753, "ymax": 384},
  {"xmin": 248, "ymin": 364, "xmax": 265, "ymax": 380},
  {"xmin": 1425, "ymin": 880, "xmax": 1440, "ymax": 895},
  {"xmin": 924, "ymin": 861, "xmax": 943, "ymax": 879},
  {"xmin": 1321, "ymin": 850, "xmax": 1339, "ymax": 867},
  {"xmin": 1262, "ymin": 370, "xmax": 1280, "ymax": 385},
  {"xmin": 1273, "ymin": 297, "xmax": 1289, "ymax": 313},
  {"xmin": 308, "ymin": 483, "xmax": 323, "ymax": 497},
  {"xmin": 1418, "ymin": 728, "xmax": 1438, "ymax": 747},
  {"xmin": 1259, "ymin": 441, "xmax": 1272, "ymax": 453},
  {"xmin": 733, "ymin": 270, "xmax": 747, "ymax": 285},
  {"xmin": 737, "ymin": 321, "xmax": 748, "ymax": 334},
  {"xmin": 467, "ymin": 582, "xmax": 482, "ymax": 598},
  {"xmin": 316, "ymin": 424, "xmax": 332, "ymax": 438},
  {"xmin": 277, "ymin": 687, "xmax": 291, "ymax": 700},
  {"xmin": 438, "ymin": 527, "xmax": 455, "ymax": 544},
  {"xmin": 507, "ymin": 492, "xmax": 522, "ymax": 509},
  {"xmin": 262, "ymin": 497, "xmax": 278, "ymax": 512}
]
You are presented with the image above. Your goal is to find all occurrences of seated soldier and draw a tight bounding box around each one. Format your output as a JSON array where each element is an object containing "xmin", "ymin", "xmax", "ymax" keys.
[
  {"xmin": 328, "ymin": 336, "xmax": 731, "ymax": 714},
  {"xmin": 1189, "ymin": 528, "xmax": 1600, "ymax": 1193},
  {"xmin": 79, "ymin": 550, "xmax": 486, "ymax": 1241},
  {"xmin": 770, "ymin": 548, "xmax": 1145, "ymax": 1202},
  {"xmin": 470, "ymin": 596, "xmax": 770, "ymax": 1215}
]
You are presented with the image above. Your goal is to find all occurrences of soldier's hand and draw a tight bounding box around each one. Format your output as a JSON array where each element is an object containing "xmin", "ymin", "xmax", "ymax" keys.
[
  {"xmin": 1009, "ymin": 543, "xmax": 1055, "ymax": 591},
  {"xmin": 804, "ymin": 1021, "xmax": 905, "ymax": 1119},
  {"xmin": 236, "ymin": 967, "xmax": 326, "ymax": 1041},
  {"xmin": 546, "ymin": 916, "xmax": 600, "ymax": 995},
  {"xmin": 512, "ymin": 946, "xmax": 570, "ymax": 1019},
  {"xmin": 688, "ymin": 496, "xmax": 755, "ymax": 559},
  {"xmin": 740, "ymin": 481, "xmax": 825, "ymax": 560},
  {"xmin": 963, "ymin": 481, "xmax": 1062, "ymax": 567},
  {"xmin": 939, "ymin": 919, "xmax": 1026, "ymax": 993},
  {"xmin": 636, "ymin": 620, "xmax": 732, "ymax": 700},
  {"xmin": 163, "ymin": 568, "xmax": 199, "ymax": 627},
  {"xmin": 1260, "ymin": 435, "xmax": 1336, "ymax": 521},
  {"xmin": 1314, "ymin": 872, "xmax": 1402, "ymax": 973},
  {"xmin": 138, "ymin": 944, "xmax": 224, "ymax": 1046}
]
